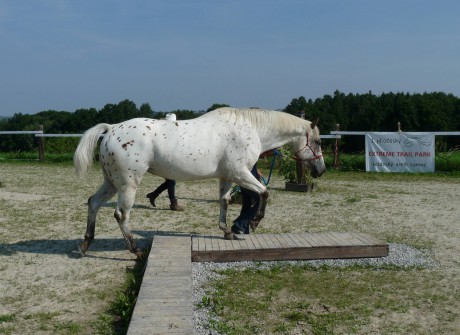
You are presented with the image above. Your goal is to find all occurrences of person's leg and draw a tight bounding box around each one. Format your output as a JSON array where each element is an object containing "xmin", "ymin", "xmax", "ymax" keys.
[
  {"xmin": 146, "ymin": 180, "xmax": 168, "ymax": 207},
  {"xmin": 166, "ymin": 179, "xmax": 184, "ymax": 211},
  {"xmin": 232, "ymin": 187, "xmax": 259, "ymax": 234}
]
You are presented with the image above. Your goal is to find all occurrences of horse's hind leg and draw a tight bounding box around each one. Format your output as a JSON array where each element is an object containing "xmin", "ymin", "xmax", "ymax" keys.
[
  {"xmin": 114, "ymin": 186, "xmax": 144, "ymax": 259},
  {"xmin": 79, "ymin": 177, "xmax": 116, "ymax": 256}
]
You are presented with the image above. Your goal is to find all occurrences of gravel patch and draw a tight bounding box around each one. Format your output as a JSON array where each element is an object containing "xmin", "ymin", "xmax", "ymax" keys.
[{"xmin": 192, "ymin": 243, "xmax": 436, "ymax": 334}]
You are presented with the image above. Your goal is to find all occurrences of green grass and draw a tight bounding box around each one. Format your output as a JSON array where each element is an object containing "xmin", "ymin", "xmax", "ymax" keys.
[
  {"xmin": 0, "ymin": 314, "xmax": 16, "ymax": 323},
  {"xmin": 2, "ymin": 150, "xmax": 460, "ymax": 171},
  {"xmin": 93, "ymin": 248, "xmax": 149, "ymax": 335},
  {"xmin": 204, "ymin": 265, "xmax": 459, "ymax": 335}
]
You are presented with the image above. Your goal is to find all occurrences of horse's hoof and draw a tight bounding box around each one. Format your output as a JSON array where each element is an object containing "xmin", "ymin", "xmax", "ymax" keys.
[
  {"xmin": 78, "ymin": 242, "xmax": 88, "ymax": 256},
  {"xmin": 134, "ymin": 249, "xmax": 145, "ymax": 260},
  {"xmin": 224, "ymin": 231, "xmax": 235, "ymax": 240},
  {"xmin": 250, "ymin": 220, "xmax": 259, "ymax": 232}
]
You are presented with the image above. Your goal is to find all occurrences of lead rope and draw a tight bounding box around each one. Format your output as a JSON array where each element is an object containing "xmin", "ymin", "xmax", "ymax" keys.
[{"xmin": 260, "ymin": 149, "xmax": 281, "ymax": 186}]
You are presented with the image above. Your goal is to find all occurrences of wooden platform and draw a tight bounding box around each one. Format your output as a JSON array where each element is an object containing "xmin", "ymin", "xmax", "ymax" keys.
[
  {"xmin": 128, "ymin": 232, "xmax": 388, "ymax": 334},
  {"xmin": 128, "ymin": 235, "xmax": 193, "ymax": 335},
  {"xmin": 191, "ymin": 232, "xmax": 388, "ymax": 262}
]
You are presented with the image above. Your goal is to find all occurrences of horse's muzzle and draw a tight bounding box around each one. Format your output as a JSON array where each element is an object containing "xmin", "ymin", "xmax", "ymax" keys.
[{"xmin": 310, "ymin": 167, "xmax": 326, "ymax": 178}]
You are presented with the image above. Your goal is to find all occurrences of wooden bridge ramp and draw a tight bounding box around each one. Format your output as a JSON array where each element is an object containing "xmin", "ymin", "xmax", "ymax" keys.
[{"xmin": 128, "ymin": 232, "xmax": 388, "ymax": 334}]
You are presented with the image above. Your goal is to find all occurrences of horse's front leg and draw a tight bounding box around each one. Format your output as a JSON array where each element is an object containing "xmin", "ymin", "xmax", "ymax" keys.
[
  {"xmin": 218, "ymin": 179, "xmax": 235, "ymax": 240},
  {"xmin": 233, "ymin": 169, "xmax": 268, "ymax": 233},
  {"xmin": 250, "ymin": 190, "xmax": 269, "ymax": 232}
]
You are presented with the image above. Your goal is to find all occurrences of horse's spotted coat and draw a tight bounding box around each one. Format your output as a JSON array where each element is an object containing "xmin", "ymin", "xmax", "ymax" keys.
[{"xmin": 74, "ymin": 108, "xmax": 326, "ymax": 257}]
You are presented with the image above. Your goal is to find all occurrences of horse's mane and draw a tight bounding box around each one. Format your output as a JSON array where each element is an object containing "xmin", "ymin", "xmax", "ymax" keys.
[{"xmin": 207, "ymin": 107, "xmax": 308, "ymax": 136}]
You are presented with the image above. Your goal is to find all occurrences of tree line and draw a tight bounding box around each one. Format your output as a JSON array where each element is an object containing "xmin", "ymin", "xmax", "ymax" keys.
[
  {"xmin": 285, "ymin": 91, "xmax": 459, "ymax": 152},
  {"xmin": 0, "ymin": 92, "xmax": 459, "ymax": 153}
]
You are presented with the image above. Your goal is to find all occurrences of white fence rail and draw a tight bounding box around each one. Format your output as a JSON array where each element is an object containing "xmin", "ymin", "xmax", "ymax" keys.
[{"xmin": 0, "ymin": 130, "xmax": 43, "ymax": 135}]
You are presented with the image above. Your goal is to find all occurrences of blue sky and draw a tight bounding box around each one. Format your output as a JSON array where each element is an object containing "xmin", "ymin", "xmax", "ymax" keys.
[{"xmin": 1, "ymin": 0, "xmax": 459, "ymax": 117}]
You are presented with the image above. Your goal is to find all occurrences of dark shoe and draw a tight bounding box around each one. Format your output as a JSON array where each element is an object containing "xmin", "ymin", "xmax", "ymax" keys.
[
  {"xmin": 146, "ymin": 191, "xmax": 160, "ymax": 207},
  {"xmin": 231, "ymin": 225, "xmax": 244, "ymax": 235},
  {"xmin": 170, "ymin": 199, "xmax": 184, "ymax": 211}
]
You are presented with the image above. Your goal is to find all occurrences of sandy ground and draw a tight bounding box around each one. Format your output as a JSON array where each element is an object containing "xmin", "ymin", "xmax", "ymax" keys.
[{"xmin": 0, "ymin": 163, "xmax": 459, "ymax": 334}]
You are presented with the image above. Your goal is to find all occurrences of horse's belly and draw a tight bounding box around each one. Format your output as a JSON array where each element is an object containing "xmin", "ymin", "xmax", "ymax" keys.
[{"xmin": 148, "ymin": 158, "xmax": 219, "ymax": 181}]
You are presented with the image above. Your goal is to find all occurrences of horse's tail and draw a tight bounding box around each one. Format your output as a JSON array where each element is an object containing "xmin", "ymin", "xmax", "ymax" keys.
[{"xmin": 74, "ymin": 123, "xmax": 111, "ymax": 178}]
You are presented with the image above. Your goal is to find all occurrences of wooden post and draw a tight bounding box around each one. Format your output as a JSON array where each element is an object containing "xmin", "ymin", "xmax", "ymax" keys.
[
  {"xmin": 296, "ymin": 111, "xmax": 306, "ymax": 184},
  {"xmin": 334, "ymin": 124, "xmax": 340, "ymax": 168},
  {"xmin": 38, "ymin": 125, "xmax": 45, "ymax": 162},
  {"xmin": 397, "ymin": 122, "xmax": 402, "ymax": 132}
]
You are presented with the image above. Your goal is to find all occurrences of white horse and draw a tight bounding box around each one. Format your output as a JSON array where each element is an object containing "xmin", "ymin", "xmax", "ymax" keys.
[{"xmin": 74, "ymin": 107, "xmax": 326, "ymax": 258}]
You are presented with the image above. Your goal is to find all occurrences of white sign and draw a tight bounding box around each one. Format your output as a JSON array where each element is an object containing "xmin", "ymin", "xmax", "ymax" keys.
[{"xmin": 365, "ymin": 132, "xmax": 435, "ymax": 172}]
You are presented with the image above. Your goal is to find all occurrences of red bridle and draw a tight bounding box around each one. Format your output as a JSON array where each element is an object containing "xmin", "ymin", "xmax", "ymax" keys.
[{"xmin": 294, "ymin": 131, "xmax": 323, "ymax": 161}]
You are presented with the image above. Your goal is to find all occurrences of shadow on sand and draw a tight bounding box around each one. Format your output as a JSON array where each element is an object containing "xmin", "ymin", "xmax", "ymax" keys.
[{"xmin": 0, "ymin": 230, "xmax": 193, "ymax": 260}]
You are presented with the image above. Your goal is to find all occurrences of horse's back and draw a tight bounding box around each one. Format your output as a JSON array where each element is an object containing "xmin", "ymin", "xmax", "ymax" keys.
[{"xmin": 98, "ymin": 114, "xmax": 262, "ymax": 182}]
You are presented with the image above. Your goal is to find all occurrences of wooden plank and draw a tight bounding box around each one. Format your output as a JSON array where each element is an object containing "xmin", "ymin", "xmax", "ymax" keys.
[
  {"xmin": 308, "ymin": 232, "xmax": 330, "ymax": 246},
  {"xmin": 336, "ymin": 232, "xmax": 367, "ymax": 246},
  {"xmin": 128, "ymin": 235, "xmax": 192, "ymax": 335},
  {"xmin": 281, "ymin": 234, "xmax": 299, "ymax": 248},
  {"xmin": 260, "ymin": 233, "xmax": 276, "ymax": 249},
  {"xmin": 204, "ymin": 235, "xmax": 213, "ymax": 251},
  {"xmin": 191, "ymin": 235, "xmax": 199, "ymax": 252},
  {"xmin": 285, "ymin": 233, "xmax": 306, "ymax": 248},
  {"xmin": 322, "ymin": 232, "xmax": 344, "ymax": 246},
  {"xmin": 274, "ymin": 233, "xmax": 295, "ymax": 248},
  {"xmin": 236, "ymin": 235, "xmax": 250, "ymax": 250},
  {"xmin": 354, "ymin": 232, "xmax": 387, "ymax": 245},
  {"xmin": 294, "ymin": 233, "xmax": 315, "ymax": 248},
  {"xmin": 209, "ymin": 235, "xmax": 217, "ymax": 251},
  {"xmin": 328, "ymin": 232, "xmax": 354, "ymax": 246},
  {"xmin": 191, "ymin": 232, "xmax": 389, "ymax": 263},
  {"xmin": 268, "ymin": 234, "xmax": 282, "ymax": 248},
  {"xmin": 216, "ymin": 236, "xmax": 227, "ymax": 251},
  {"xmin": 249, "ymin": 234, "xmax": 264, "ymax": 250},
  {"xmin": 242, "ymin": 235, "xmax": 256, "ymax": 250},
  {"xmin": 243, "ymin": 235, "xmax": 258, "ymax": 250}
]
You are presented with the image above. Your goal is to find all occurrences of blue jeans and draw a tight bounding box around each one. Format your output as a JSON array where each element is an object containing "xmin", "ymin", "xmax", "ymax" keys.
[
  {"xmin": 233, "ymin": 188, "xmax": 260, "ymax": 234},
  {"xmin": 232, "ymin": 165, "xmax": 260, "ymax": 234}
]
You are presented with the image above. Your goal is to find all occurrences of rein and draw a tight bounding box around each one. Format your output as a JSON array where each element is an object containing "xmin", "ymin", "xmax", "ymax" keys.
[{"xmin": 294, "ymin": 131, "xmax": 323, "ymax": 161}]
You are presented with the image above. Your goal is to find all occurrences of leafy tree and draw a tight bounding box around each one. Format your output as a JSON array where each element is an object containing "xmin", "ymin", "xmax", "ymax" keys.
[
  {"xmin": 139, "ymin": 103, "xmax": 155, "ymax": 118},
  {"xmin": 206, "ymin": 103, "xmax": 230, "ymax": 112},
  {"xmin": 284, "ymin": 96, "xmax": 307, "ymax": 116}
]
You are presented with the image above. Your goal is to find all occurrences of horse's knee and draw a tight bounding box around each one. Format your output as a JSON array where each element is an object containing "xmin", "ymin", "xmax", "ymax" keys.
[
  {"xmin": 261, "ymin": 190, "xmax": 269, "ymax": 202},
  {"xmin": 114, "ymin": 208, "xmax": 125, "ymax": 223}
]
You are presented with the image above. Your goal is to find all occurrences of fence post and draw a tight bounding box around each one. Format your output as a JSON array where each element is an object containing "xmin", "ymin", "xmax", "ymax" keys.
[
  {"xmin": 38, "ymin": 125, "xmax": 45, "ymax": 162},
  {"xmin": 334, "ymin": 124, "xmax": 340, "ymax": 168},
  {"xmin": 296, "ymin": 111, "xmax": 306, "ymax": 183}
]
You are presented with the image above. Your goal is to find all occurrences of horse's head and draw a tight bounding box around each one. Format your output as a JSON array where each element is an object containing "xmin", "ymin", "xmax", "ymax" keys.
[{"xmin": 293, "ymin": 118, "xmax": 326, "ymax": 178}]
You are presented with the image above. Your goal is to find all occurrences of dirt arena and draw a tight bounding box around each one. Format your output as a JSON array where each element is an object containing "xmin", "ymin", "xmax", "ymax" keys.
[{"xmin": 0, "ymin": 163, "xmax": 459, "ymax": 334}]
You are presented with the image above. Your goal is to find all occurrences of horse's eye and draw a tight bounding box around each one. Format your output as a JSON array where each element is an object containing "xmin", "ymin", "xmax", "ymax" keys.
[{"xmin": 316, "ymin": 140, "xmax": 321, "ymax": 146}]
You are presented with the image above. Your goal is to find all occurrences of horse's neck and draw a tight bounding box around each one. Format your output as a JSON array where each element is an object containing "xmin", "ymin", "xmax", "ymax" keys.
[
  {"xmin": 257, "ymin": 115, "xmax": 306, "ymax": 152},
  {"xmin": 258, "ymin": 132, "xmax": 298, "ymax": 152}
]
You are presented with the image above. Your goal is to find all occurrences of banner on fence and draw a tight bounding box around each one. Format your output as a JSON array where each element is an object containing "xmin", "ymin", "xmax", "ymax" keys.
[{"xmin": 365, "ymin": 132, "xmax": 435, "ymax": 172}]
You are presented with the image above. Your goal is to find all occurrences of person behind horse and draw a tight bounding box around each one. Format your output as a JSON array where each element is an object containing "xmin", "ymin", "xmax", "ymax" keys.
[
  {"xmin": 231, "ymin": 149, "xmax": 276, "ymax": 235},
  {"xmin": 231, "ymin": 163, "xmax": 261, "ymax": 234},
  {"xmin": 146, "ymin": 113, "xmax": 184, "ymax": 211}
]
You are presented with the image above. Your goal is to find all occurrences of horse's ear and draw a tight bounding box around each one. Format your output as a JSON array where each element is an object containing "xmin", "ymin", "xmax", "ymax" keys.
[{"xmin": 311, "ymin": 118, "xmax": 319, "ymax": 129}]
